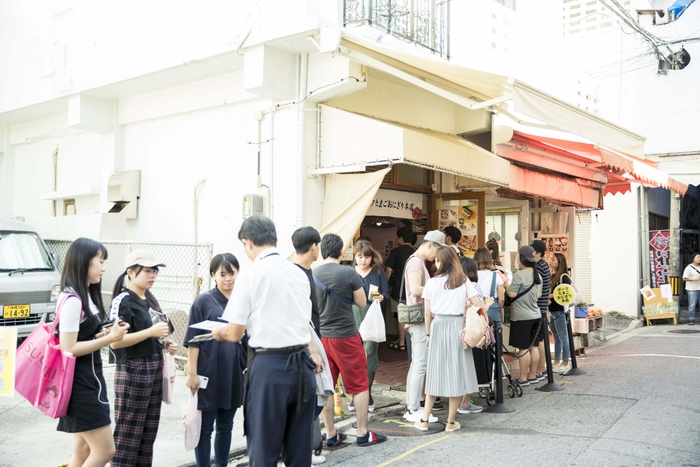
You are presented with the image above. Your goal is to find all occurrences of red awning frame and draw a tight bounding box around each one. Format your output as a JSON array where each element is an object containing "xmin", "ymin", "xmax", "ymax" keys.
[{"xmin": 512, "ymin": 132, "xmax": 688, "ymax": 196}]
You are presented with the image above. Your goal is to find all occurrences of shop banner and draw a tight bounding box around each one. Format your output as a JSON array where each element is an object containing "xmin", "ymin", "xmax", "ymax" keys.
[
  {"xmin": 649, "ymin": 230, "xmax": 670, "ymax": 288},
  {"xmin": 367, "ymin": 189, "xmax": 424, "ymax": 219},
  {"xmin": 0, "ymin": 327, "xmax": 17, "ymax": 397}
]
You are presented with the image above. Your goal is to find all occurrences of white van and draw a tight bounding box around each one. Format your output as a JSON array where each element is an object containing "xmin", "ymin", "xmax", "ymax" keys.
[{"xmin": 0, "ymin": 219, "xmax": 61, "ymax": 338}]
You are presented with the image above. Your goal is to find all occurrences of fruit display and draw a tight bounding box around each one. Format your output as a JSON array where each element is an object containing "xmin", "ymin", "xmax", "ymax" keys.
[{"xmin": 585, "ymin": 307, "xmax": 603, "ymax": 318}]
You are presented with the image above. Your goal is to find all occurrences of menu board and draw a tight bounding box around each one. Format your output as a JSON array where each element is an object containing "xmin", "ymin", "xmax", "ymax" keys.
[
  {"xmin": 438, "ymin": 200, "xmax": 479, "ymax": 255},
  {"xmin": 538, "ymin": 234, "xmax": 569, "ymax": 261}
]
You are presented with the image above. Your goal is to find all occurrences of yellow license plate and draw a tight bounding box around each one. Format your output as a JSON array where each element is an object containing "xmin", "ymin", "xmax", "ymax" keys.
[{"xmin": 3, "ymin": 304, "xmax": 30, "ymax": 318}]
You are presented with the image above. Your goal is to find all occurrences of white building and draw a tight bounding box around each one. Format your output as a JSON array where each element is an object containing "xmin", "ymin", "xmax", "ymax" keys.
[{"xmin": 0, "ymin": 0, "xmax": 683, "ymax": 320}]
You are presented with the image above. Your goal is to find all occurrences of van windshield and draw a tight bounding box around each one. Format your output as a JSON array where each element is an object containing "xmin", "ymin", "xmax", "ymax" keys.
[{"xmin": 0, "ymin": 231, "xmax": 53, "ymax": 272}]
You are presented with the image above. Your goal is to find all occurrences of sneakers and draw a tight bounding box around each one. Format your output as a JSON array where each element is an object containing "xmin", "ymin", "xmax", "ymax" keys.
[
  {"xmin": 535, "ymin": 373, "xmax": 546, "ymax": 382},
  {"xmin": 445, "ymin": 421, "xmax": 461, "ymax": 433},
  {"xmin": 457, "ymin": 401, "xmax": 483, "ymax": 414},
  {"xmin": 414, "ymin": 419, "xmax": 429, "ymax": 431},
  {"xmin": 404, "ymin": 408, "xmax": 438, "ymax": 423},
  {"xmin": 312, "ymin": 454, "xmax": 326, "ymax": 465},
  {"xmin": 516, "ymin": 379, "xmax": 530, "ymax": 387},
  {"xmin": 420, "ymin": 400, "xmax": 443, "ymax": 411},
  {"xmin": 557, "ymin": 363, "xmax": 572, "ymax": 373},
  {"xmin": 527, "ymin": 378, "xmax": 538, "ymax": 385}
]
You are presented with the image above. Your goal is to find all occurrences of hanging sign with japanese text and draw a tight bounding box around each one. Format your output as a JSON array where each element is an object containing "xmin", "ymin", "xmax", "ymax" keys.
[
  {"xmin": 366, "ymin": 189, "xmax": 425, "ymax": 219},
  {"xmin": 649, "ymin": 230, "xmax": 670, "ymax": 289}
]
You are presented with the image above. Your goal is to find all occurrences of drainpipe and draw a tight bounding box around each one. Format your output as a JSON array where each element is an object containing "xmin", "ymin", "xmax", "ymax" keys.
[
  {"xmin": 52, "ymin": 146, "xmax": 58, "ymax": 216},
  {"xmin": 296, "ymin": 53, "xmax": 308, "ymax": 228},
  {"xmin": 194, "ymin": 179, "xmax": 206, "ymax": 243}
]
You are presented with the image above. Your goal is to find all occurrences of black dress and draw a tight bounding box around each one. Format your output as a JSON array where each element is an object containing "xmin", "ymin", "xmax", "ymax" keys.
[{"xmin": 57, "ymin": 310, "xmax": 111, "ymax": 433}]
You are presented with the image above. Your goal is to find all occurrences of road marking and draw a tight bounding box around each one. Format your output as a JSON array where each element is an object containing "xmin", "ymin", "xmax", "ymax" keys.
[
  {"xmin": 618, "ymin": 353, "xmax": 700, "ymax": 360},
  {"xmin": 375, "ymin": 434, "xmax": 464, "ymax": 466},
  {"xmin": 383, "ymin": 419, "xmax": 415, "ymax": 428}
]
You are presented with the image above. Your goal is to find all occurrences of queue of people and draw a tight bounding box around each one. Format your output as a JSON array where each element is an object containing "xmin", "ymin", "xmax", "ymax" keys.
[{"xmin": 51, "ymin": 218, "xmax": 583, "ymax": 467}]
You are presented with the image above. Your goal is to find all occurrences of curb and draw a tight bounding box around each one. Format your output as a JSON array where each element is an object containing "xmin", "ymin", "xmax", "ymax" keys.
[{"xmin": 603, "ymin": 319, "xmax": 643, "ymax": 341}]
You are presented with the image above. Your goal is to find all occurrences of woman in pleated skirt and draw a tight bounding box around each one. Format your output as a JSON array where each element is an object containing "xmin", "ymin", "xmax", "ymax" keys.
[{"xmin": 415, "ymin": 247, "xmax": 494, "ymax": 433}]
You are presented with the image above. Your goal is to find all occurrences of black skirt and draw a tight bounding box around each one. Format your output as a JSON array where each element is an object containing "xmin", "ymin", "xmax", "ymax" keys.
[{"xmin": 57, "ymin": 350, "xmax": 111, "ymax": 433}]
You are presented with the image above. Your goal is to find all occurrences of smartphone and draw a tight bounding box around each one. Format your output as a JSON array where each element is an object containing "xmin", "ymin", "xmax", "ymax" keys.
[
  {"xmin": 199, "ymin": 376, "xmax": 209, "ymax": 389},
  {"xmin": 101, "ymin": 319, "xmax": 116, "ymax": 330}
]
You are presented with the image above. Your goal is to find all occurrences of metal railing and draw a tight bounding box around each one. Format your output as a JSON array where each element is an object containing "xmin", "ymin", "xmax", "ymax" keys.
[{"xmin": 344, "ymin": 0, "xmax": 450, "ymax": 59}]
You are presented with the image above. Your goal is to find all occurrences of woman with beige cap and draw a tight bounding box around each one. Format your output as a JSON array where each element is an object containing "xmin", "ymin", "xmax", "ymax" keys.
[{"xmin": 108, "ymin": 249, "xmax": 177, "ymax": 467}]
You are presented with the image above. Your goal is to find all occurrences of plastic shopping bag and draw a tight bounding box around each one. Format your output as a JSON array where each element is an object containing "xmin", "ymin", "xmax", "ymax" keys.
[
  {"xmin": 15, "ymin": 294, "xmax": 77, "ymax": 418},
  {"xmin": 359, "ymin": 300, "xmax": 386, "ymax": 343},
  {"xmin": 162, "ymin": 349, "xmax": 176, "ymax": 404},
  {"xmin": 182, "ymin": 391, "xmax": 202, "ymax": 452}
]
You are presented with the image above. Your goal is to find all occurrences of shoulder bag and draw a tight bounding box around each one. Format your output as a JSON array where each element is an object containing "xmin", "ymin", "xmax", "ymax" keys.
[
  {"xmin": 397, "ymin": 255, "xmax": 426, "ymax": 324},
  {"xmin": 461, "ymin": 305, "xmax": 491, "ymax": 349}
]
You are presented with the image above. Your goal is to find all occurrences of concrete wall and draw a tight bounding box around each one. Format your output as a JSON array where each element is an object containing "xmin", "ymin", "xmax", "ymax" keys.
[{"xmin": 591, "ymin": 190, "xmax": 641, "ymax": 316}]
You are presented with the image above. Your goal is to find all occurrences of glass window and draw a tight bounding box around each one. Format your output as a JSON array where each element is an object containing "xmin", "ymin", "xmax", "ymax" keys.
[
  {"xmin": 396, "ymin": 165, "xmax": 429, "ymax": 186},
  {"xmin": 0, "ymin": 231, "xmax": 53, "ymax": 271}
]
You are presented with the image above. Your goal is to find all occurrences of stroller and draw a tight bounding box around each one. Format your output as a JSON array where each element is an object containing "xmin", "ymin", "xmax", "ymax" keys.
[{"xmin": 477, "ymin": 340, "xmax": 523, "ymax": 405}]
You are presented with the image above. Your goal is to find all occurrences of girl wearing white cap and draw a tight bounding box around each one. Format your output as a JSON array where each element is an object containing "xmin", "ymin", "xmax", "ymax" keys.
[{"xmin": 109, "ymin": 249, "xmax": 177, "ymax": 467}]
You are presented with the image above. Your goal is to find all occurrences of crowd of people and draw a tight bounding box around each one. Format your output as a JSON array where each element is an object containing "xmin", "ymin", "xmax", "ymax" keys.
[{"xmin": 53, "ymin": 217, "xmax": 581, "ymax": 467}]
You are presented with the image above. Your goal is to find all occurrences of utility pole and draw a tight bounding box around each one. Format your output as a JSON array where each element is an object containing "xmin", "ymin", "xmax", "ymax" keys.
[{"xmin": 669, "ymin": 192, "xmax": 682, "ymax": 296}]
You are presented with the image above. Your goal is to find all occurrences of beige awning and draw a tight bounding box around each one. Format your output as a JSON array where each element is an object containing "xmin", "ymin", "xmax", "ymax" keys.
[
  {"xmin": 320, "ymin": 168, "xmax": 391, "ymax": 255},
  {"xmin": 317, "ymin": 105, "xmax": 510, "ymax": 186},
  {"xmin": 338, "ymin": 31, "xmax": 647, "ymax": 158}
]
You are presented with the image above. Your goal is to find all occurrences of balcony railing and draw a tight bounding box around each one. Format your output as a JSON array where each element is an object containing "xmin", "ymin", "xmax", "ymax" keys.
[{"xmin": 343, "ymin": 0, "xmax": 450, "ymax": 59}]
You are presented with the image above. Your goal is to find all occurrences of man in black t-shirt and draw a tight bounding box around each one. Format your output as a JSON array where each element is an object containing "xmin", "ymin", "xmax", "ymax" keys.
[
  {"xmin": 293, "ymin": 227, "xmax": 322, "ymax": 337},
  {"xmin": 385, "ymin": 227, "xmax": 415, "ymax": 350},
  {"xmin": 314, "ymin": 233, "xmax": 386, "ymax": 447}
]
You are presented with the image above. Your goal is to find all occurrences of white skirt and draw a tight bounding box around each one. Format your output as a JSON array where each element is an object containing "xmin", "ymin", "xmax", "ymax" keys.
[{"xmin": 425, "ymin": 314, "xmax": 479, "ymax": 397}]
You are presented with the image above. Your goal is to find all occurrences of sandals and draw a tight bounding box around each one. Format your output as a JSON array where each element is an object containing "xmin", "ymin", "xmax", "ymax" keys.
[
  {"xmin": 389, "ymin": 342, "xmax": 407, "ymax": 351},
  {"xmin": 326, "ymin": 432, "xmax": 347, "ymax": 446},
  {"xmin": 356, "ymin": 431, "xmax": 387, "ymax": 446}
]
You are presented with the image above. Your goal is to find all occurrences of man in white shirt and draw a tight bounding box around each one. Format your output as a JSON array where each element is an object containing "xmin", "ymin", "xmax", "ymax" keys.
[
  {"xmin": 682, "ymin": 252, "xmax": 700, "ymax": 325},
  {"xmin": 213, "ymin": 216, "xmax": 323, "ymax": 467}
]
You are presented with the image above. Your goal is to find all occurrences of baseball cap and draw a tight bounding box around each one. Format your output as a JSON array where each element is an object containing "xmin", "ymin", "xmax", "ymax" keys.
[
  {"xmin": 519, "ymin": 245, "xmax": 537, "ymax": 264},
  {"xmin": 423, "ymin": 230, "xmax": 447, "ymax": 246},
  {"xmin": 530, "ymin": 239, "xmax": 546, "ymax": 256},
  {"xmin": 124, "ymin": 249, "xmax": 166, "ymax": 269}
]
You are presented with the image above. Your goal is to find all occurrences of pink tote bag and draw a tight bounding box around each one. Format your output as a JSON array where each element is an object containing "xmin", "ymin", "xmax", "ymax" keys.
[{"xmin": 15, "ymin": 294, "xmax": 78, "ymax": 419}]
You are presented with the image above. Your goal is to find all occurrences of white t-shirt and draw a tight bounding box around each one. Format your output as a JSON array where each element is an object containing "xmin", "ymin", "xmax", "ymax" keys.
[
  {"xmin": 58, "ymin": 291, "xmax": 100, "ymax": 333},
  {"xmin": 422, "ymin": 275, "xmax": 477, "ymax": 316},
  {"xmin": 683, "ymin": 264, "xmax": 700, "ymax": 291},
  {"xmin": 477, "ymin": 270, "xmax": 504, "ymax": 298},
  {"xmin": 226, "ymin": 247, "xmax": 311, "ymax": 349}
]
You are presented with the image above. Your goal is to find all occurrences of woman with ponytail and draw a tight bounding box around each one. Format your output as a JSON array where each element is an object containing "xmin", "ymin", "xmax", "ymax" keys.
[{"xmin": 109, "ymin": 250, "xmax": 177, "ymax": 467}]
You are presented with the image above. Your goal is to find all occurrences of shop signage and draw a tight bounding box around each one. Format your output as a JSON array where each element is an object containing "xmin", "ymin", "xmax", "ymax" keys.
[
  {"xmin": 0, "ymin": 328, "xmax": 16, "ymax": 397},
  {"xmin": 552, "ymin": 283, "xmax": 576, "ymax": 306},
  {"xmin": 367, "ymin": 189, "xmax": 424, "ymax": 218},
  {"xmin": 649, "ymin": 230, "xmax": 670, "ymax": 288}
]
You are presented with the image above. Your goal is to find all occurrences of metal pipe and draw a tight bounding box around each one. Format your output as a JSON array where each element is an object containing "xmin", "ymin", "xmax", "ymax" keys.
[
  {"xmin": 297, "ymin": 53, "xmax": 308, "ymax": 228},
  {"xmin": 193, "ymin": 179, "xmax": 206, "ymax": 243}
]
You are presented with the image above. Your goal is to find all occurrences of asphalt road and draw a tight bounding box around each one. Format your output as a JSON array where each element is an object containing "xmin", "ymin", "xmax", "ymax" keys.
[
  {"xmin": 2, "ymin": 324, "xmax": 699, "ymax": 467},
  {"xmin": 300, "ymin": 325, "xmax": 700, "ymax": 467}
]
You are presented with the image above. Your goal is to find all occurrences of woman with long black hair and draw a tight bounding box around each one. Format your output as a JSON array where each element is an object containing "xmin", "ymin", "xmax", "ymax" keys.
[
  {"xmin": 109, "ymin": 250, "xmax": 177, "ymax": 467},
  {"xmin": 549, "ymin": 253, "xmax": 572, "ymax": 373},
  {"xmin": 57, "ymin": 238, "xmax": 129, "ymax": 467}
]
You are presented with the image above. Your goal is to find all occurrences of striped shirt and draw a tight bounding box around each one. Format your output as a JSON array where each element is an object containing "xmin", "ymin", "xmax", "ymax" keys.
[{"xmin": 535, "ymin": 260, "xmax": 550, "ymax": 315}]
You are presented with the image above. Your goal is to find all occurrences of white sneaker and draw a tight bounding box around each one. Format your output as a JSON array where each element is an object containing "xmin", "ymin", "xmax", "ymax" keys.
[
  {"xmin": 557, "ymin": 363, "xmax": 572, "ymax": 373},
  {"xmin": 403, "ymin": 408, "xmax": 438, "ymax": 423},
  {"xmin": 312, "ymin": 453, "xmax": 326, "ymax": 464}
]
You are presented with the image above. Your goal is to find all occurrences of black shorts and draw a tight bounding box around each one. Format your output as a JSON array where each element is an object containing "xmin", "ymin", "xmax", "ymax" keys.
[{"xmin": 509, "ymin": 318, "xmax": 542, "ymax": 349}]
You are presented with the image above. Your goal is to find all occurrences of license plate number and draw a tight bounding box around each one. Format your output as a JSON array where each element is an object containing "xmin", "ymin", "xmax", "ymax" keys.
[{"xmin": 3, "ymin": 304, "xmax": 30, "ymax": 318}]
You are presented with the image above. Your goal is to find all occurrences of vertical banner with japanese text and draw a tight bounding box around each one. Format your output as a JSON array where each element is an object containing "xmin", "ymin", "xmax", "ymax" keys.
[
  {"xmin": 0, "ymin": 328, "xmax": 17, "ymax": 397},
  {"xmin": 649, "ymin": 230, "xmax": 670, "ymax": 289}
]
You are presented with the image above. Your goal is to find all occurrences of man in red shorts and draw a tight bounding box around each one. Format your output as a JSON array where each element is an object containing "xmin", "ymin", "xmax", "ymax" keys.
[{"xmin": 313, "ymin": 233, "xmax": 387, "ymax": 447}]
